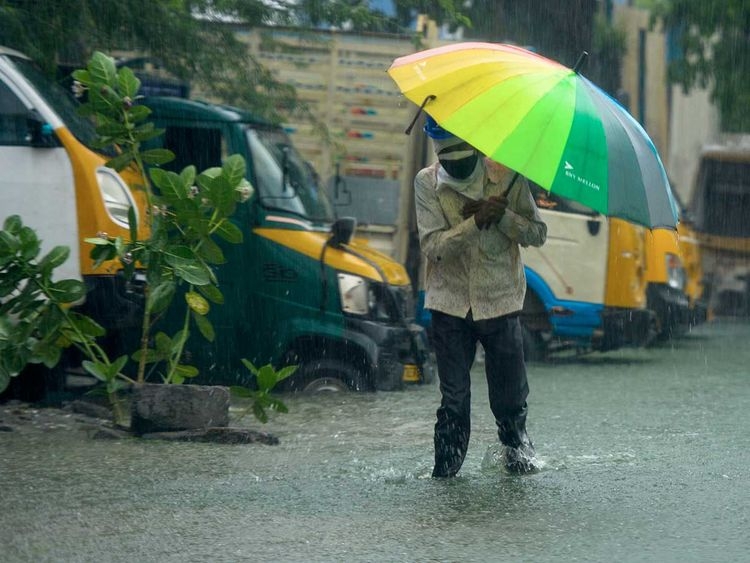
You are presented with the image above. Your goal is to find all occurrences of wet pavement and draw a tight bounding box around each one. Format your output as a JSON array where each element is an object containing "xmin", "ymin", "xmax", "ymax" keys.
[{"xmin": 1, "ymin": 320, "xmax": 748, "ymax": 562}]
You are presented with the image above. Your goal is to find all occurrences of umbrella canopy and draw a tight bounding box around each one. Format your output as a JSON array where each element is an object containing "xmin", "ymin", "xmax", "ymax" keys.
[{"xmin": 387, "ymin": 42, "xmax": 679, "ymax": 229}]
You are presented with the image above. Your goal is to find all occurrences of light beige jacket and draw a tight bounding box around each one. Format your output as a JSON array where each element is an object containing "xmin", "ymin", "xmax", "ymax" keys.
[{"xmin": 415, "ymin": 161, "xmax": 547, "ymax": 320}]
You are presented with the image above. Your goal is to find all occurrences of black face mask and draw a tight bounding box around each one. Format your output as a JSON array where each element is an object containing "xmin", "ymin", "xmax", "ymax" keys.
[{"xmin": 439, "ymin": 152, "xmax": 479, "ymax": 180}]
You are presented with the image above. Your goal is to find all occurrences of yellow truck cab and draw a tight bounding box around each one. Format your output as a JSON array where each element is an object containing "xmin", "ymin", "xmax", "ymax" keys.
[
  {"xmin": 643, "ymin": 227, "xmax": 690, "ymax": 340},
  {"xmin": 689, "ymin": 140, "xmax": 750, "ymax": 317},
  {"xmin": 677, "ymin": 218, "xmax": 708, "ymax": 325},
  {"xmin": 0, "ymin": 47, "xmax": 145, "ymax": 348},
  {"xmin": 141, "ymin": 97, "xmax": 434, "ymax": 392},
  {"xmin": 519, "ymin": 185, "xmax": 655, "ymax": 359}
]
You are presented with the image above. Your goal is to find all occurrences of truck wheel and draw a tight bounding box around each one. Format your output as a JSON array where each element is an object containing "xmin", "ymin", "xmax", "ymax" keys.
[
  {"xmin": 285, "ymin": 359, "xmax": 370, "ymax": 394},
  {"xmin": 522, "ymin": 325, "xmax": 547, "ymax": 363}
]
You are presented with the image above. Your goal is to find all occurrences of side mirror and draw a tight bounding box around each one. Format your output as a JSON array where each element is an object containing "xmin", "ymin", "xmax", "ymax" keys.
[
  {"xmin": 26, "ymin": 110, "xmax": 56, "ymax": 148},
  {"xmin": 332, "ymin": 161, "xmax": 352, "ymax": 207},
  {"xmin": 329, "ymin": 217, "xmax": 357, "ymax": 248}
]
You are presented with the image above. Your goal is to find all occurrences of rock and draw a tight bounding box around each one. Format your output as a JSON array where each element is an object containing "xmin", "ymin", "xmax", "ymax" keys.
[
  {"xmin": 130, "ymin": 384, "xmax": 230, "ymax": 436},
  {"xmin": 140, "ymin": 426, "xmax": 279, "ymax": 445},
  {"xmin": 71, "ymin": 399, "xmax": 114, "ymax": 421}
]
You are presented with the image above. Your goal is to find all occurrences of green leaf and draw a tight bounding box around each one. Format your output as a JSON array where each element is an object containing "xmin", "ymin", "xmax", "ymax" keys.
[
  {"xmin": 192, "ymin": 311, "xmax": 215, "ymax": 342},
  {"xmin": 155, "ymin": 332, "xmax": 172, "ymax": 355},
  {"xmin": 48, "ymin": 279, "xmax": 86, "ymax": 304},
  {"xmin": 106, "ymin": 151, "xmax": 135, "ymax": 171},
  {"xmin": 275, "ymin": 365, "xmax": 298, "ymax": 382},
  {"xmin": 214, "ymin": 220, "xmax": 243, "ymax": 244},
  {"xmin": 111, "ymin": 355, "xmax": 129, "ymax": 376},
  {"xmin": 0, "ymin": 231, "xmax": 17, "ymax": 255},
  {"xmin": 266, "ymin": 396, "xmax": 289, "ymax": 414},
  {"xmin": 71, "ymin": 69, "xmax": 92, "ymax": 85},
  {"xmin": 180, "ymin": 166, "xmax": 197, "ymax": 189},
  {"xmin": 208, "ymin": 177, "xmax": 238, "ymax": 217},
  {"xmin": 253, "ymin": 402, "xmax": 269, "ymax": 423},
  {"xmin": 3, "ymin": 215, "xmax": 22, "ymax": 233},
  {"xmin": 132, "ymin": 124, "xmax": 164, "ymax": 142},
  {"xmin": 84, "ymin": 237, "xmax": 112, "ymax": 246},
  {"xmin": 88, "ymin": 52, "xmax": 118, "ymax": 87},
  {"xmin": 197, "ymin": 284, "xmax": 224, "ymax": 305},
  {"xmin": 37, "ymin": 304, "xmax": 65, "ymax": 339},
  {"xmin": 67, "ymin": 312, "xmax": 106, "ymax": 338},
  {"xmin": 185, "ymin": 291, "xmax": 210, "ymax": 315},
  {"xmin": 131, "ymin": 348, "xmax": 161, "ymax": 364},
  {"xmin": 222, "ymin": 154, "xmax": 246, "ymax": 188},
  {"xmin": 128, "ymin": 106, "xmax": 152, "ymax": 123},
  {"xmin": 241, "ymin": 358, "xmax": 259, "ymax": 376},
  {"xmin": 150, "ymin": 168, "xmax": 186, "ymax": 200},
  {"xmin": 96, "ymin": 122, "xmax": 129, "ymax": 137},
  {"xmin": 90, "ymin": 243, "xmax": 117, "ymax": 269},
  {"xmin": 128, "ymin": 206, "xmax": 138, "ymax": 243},
  {"xmin": 256, "ymin": 364, "xmax": 278, "ymax": 391},
  {"xmin": 39, "ymin": 246, "xmax": 70, "ymax": 271},
  {"xmin": 163, "ymin": 245, "xmax": 197, "ymax": 267},
  {"xmin": 174, "ymin": 364, "xmax": 199, "ymax": 378},
  {"xmin": 170, "ymin": 330, "xmax": 188, "ymax": 355},
  {"xmin": 18, "ymin": 226, "xmax": 41, "ymax": 260},
  {"xmin": 117, "ymin": 66, "xmax": 141, "ymax": 99},
  {"xmin": 196, "ymin": 237, "xmax": 225, "ymax": 264},
  {"xmin": 31, "ymin": 341, "xmax": 62, "ymax": 369},
  {"xmin": 142, "ymin": 148, "xmax": 175, "ymax": 165},
  {"xmin": 173, "ymin": 263, "xmax": 211, "ymax": 286},
  {"xmin": 147, "ymin": 281, "xmax": 175, "ymax": 314},
  {"xmin": 197, "ymin": 167, "xmax": 223, "ymax": 187},
  {"xmin": 82, "ymin": 360, "xmax": 109, "ymax": 382}
]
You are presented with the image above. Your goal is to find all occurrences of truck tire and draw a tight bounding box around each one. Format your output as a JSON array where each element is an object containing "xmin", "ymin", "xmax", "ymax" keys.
[{"xmin": 284, "ymin": 359, "xmax": 371, "ymax": 394}]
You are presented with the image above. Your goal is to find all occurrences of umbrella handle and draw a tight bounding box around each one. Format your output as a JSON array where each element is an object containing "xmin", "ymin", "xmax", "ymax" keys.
[
  {"xmin": 404, "ymin": 95, "xmax": 436, "ymax": 135},
  {"xmin": 503, "ymin": 172, "xmax": 520, "ymax": 197}
]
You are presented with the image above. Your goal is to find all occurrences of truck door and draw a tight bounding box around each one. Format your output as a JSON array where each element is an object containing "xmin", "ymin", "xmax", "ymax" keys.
[
  {"xmin": 0, "ymin": 74, "xmax": 80, "ymax": 280},
  {"xmin": 521, "ymin": 184, "xmax": 609, "ymax": 305}
]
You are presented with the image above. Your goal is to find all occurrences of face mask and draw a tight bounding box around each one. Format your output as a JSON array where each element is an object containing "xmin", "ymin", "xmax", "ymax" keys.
[{"xmin": 439, "ymin": 150, "xmax": 479, "ymax": 180}]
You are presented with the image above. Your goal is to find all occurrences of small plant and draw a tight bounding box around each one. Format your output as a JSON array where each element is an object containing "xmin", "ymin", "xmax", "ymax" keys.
[
  {"xmin": 0, "ymin": 215, "xmax": 132, "ymax": 418},
  {"xmin": 230, "ymin": 360, "xmax": 296, "ymax": 423},
  {"xmin": 73, "ymin": 51, "xmax": 251, "ymax": 385}
]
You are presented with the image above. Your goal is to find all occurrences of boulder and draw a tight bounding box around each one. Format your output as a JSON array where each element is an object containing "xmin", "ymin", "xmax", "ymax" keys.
[{"xmin": 130, "ymin": 384, "xmax": 229, "ymax": 436}]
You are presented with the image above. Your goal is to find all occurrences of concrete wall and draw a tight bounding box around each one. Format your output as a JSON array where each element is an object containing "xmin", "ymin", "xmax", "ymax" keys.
[{"xmin": 614, "ymin": 5, "xmax": 722, "ymax": 206}]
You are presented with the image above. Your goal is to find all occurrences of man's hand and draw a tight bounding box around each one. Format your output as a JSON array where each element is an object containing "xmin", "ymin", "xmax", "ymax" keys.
[{"xmin": 462, "ymin": 196, "xmax": 507, "ymax": 229}]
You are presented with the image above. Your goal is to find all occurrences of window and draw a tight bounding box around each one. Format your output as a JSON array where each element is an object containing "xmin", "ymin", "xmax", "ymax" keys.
[
  {"xmin": 0, "ymin": 80, "xmax": 30, "ymax": 145},
  {"xmin": 702, "ymin": 160, "xmax": 750, "ymax": 238},
  {"xmin": 164, "ymin": 126, "xmax": 225, "ymax": 172}
]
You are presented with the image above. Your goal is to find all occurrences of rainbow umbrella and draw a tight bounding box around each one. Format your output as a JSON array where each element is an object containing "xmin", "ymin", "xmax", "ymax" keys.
[{"xmin": 387, "ymin": 42, "xmax": 679, "ymax": 229}]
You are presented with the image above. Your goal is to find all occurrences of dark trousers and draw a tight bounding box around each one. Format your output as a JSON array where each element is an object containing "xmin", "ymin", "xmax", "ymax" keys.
[{"xmin": 430, "ymin": 309, "xmax": 531, "ymax": 477}]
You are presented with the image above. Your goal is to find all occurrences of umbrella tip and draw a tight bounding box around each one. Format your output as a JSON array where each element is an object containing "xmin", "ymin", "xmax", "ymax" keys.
[
  {"xmin": 404, "ymin": 95, "xmax": 436, "ymax": 135},
  {"xmin": 573, "ymin": 51, "xmax": 589, "ymax": 73}
]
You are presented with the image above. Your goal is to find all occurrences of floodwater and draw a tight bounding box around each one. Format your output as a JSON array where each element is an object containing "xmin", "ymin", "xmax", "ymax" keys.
[{"xmin": 1, "ymin": 321, "xmax": 749, "ymax": 563}]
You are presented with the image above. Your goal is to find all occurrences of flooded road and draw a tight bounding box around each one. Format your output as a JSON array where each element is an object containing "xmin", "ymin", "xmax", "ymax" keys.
[{"xmin": 1, "ymin": 321, "xmax": 749, "ymax": 562}]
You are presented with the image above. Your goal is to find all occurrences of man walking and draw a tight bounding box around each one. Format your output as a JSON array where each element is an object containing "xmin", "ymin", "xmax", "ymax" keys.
[{"xmin": 415, "ymin": 116, "xmax": 547, "ymax": 477}]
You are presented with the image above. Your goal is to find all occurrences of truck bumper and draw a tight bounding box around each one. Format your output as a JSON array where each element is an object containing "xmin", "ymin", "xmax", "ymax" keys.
[
  {"xmin": 594, "ymin": 307, "xmax": 657, "ymax": 352},
  {"xmin": 647, "ymin": 283, "xmax": 691, "ymax": 338},
  {"xmin": 346, "ymin": 318, "xmax": 436, "ymax": 391}
]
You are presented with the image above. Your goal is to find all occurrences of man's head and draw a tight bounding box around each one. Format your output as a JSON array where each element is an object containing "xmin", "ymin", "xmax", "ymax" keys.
[{"xmin": 423, "ymin": 115, "xmax": 479, "ymax": 180}]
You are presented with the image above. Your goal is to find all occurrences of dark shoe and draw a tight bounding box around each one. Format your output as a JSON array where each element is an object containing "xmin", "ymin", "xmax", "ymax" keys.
[{"xmin": 503, "ymin": 444, "xmax": 538, "ymax": 475}]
